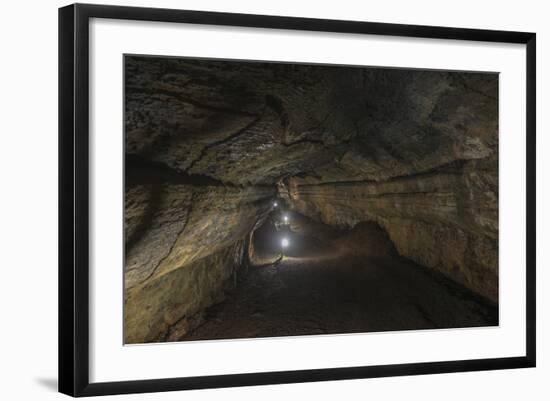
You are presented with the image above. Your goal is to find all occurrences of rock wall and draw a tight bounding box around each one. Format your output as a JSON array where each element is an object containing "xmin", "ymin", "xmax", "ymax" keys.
[
  {"xmin": 286, "ymin": 159, "xmax": 498, "ymax": 302},
  {"xmin": 277, "ymin": 68, "xmax": 499, "ymax": 303},
  {"xmin": 124, "ymin": 158, "xmax": 274, "ymax": 343},
  {"xmin": 124, "ymin": 55, "xmax": 499, "ymax": 342},
  {"xmin": 125, "ymin": 241, "xmax": 245, "ymax": 343}
]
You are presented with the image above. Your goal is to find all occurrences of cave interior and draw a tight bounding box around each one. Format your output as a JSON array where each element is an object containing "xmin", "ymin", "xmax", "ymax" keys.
[{"xmin": 124, "ymin": 56, "xmax": 499, "ymax": 344}]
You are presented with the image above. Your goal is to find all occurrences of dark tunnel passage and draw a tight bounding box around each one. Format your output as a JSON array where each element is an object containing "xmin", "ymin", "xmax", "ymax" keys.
[
  {"xmin": 123, "ymin": 56, "xmax": 499, "ymax": 344},
  {"xmin": 176, "ymin": 206, "xmax": 497, "ymax": 342}
]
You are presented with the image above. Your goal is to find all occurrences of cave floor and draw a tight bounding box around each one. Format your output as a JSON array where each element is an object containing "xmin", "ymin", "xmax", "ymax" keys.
[{"xmin": 179, "ymin": 232, "xmax": 498, "ymax": 342}]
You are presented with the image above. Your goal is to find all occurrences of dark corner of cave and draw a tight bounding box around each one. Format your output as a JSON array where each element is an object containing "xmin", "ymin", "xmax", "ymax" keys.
[{"xmin": 123, "ymin": 55, "xmax": 499, "ymax": 344}]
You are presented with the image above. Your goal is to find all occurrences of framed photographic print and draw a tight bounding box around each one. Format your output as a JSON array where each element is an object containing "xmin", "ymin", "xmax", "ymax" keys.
[{"xmin": 58, "ymin": 3, "xmax": 536, "ymax": 397}]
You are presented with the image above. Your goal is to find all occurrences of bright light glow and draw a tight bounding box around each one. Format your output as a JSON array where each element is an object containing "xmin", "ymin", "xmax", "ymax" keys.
[
  {"xmin": 283, "ymin": 215, "xmax": 289, "ymax": 223},
  {"xmin": 281, "ymin": 238, "xmax": 289, "ymax": 248},
  {"xmin": 273, "ymin": 202, "xmax": 278, "ymax": 207}
]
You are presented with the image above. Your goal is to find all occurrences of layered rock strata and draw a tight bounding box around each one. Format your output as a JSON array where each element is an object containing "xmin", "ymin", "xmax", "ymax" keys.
[{"xmin": 124, "ymin": 56, "xmax": 498, "ymax": 342}]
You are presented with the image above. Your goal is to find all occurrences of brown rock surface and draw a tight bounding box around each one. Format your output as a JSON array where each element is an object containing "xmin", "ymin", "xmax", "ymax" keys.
[
  {"xmin": 124, "ymin": 158, "xmax": 274, "ymax": 343},
  {"xmin": 285, "ymin": 158, "xmax": 498, "ymax": 302},
  {"xmin": 125, "ymin": 55, "xmax": 498, "ymax": 343}
]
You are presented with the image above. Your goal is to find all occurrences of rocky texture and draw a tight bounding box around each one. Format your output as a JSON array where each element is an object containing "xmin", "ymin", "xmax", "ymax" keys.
[
  {"xmin": 125, "ymin": 242, "xmax": 246, "ymax": 343},
  {"xmin": 125, "ymin": 56, "xmax": 498, "ymax": 343},
  {"xmin": 124, "ymin": 158, "xmax": 274, "ymax": 343},
  {"xmin": 286, "ymin": 159, "xmax": 498, "ymax": 301},
  {"xmin": 180, "ymin": 215, "xmax": 497, "ymax": 342}
]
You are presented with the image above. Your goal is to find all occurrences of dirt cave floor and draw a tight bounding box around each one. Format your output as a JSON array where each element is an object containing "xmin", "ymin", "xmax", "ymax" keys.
[{"xmin": 176, "ymin": 215, "xmax": 498, "ymax": 342}]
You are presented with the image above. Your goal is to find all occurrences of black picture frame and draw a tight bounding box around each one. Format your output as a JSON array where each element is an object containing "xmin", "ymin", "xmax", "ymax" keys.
[{"xmin": 59, "ymin": 3, "xmax": 536, "ymax": 397}]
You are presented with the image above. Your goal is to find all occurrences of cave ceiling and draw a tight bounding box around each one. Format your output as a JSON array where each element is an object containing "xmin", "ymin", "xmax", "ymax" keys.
[{"xmin": 125, "ymin": 56, "xmax": 498, "ymax": 187}]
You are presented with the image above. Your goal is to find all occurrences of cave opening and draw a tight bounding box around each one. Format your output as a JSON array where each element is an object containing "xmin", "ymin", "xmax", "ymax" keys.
[{"xmin": 124, "ymin": 55, "xmax": 499, "ymax": 344}]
